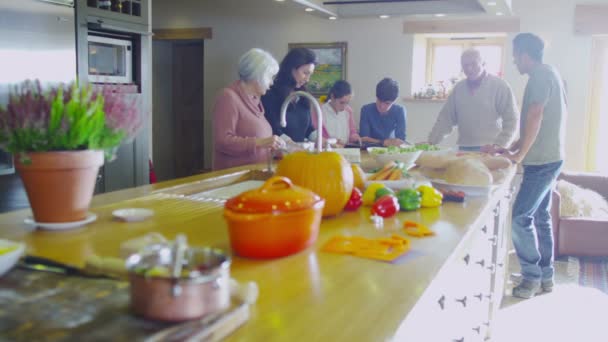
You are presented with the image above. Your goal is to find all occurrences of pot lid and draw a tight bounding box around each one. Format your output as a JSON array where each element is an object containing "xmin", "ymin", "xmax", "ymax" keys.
[{"xmin": 225, "ymin": 176, "xmax": 322, "ymax": 214}]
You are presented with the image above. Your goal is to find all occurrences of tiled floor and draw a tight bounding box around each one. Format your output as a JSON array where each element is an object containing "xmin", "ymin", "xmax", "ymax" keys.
[{"xmin": 492, "ymin": 252, "xmax": 608, "ymax": 342}]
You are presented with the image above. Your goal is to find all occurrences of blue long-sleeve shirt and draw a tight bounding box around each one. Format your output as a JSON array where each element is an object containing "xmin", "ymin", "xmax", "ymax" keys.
[{"xmin": 359, "ymin": 103, "xmax": 407, "ymax": 141}]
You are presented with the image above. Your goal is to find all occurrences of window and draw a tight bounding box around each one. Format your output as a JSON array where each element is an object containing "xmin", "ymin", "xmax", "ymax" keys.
[
  {"xmin": 426, "ymin": 37, "xmax": 507, "ymax": 87},
  {"xmin": 586, "ymin": 37, "xmax": 608, "ymax": 173}
]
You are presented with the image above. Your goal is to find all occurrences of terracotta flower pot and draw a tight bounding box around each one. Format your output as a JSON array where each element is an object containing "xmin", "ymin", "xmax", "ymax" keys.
[{"xmin": 15, "ymin": 150, "xmax": 104, "ymax": 223}]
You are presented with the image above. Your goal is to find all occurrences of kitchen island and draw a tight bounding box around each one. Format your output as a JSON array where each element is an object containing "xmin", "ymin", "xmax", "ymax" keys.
[{"xmin": 0, "ymin": 154, "xmax": 515, "ymax": 341}]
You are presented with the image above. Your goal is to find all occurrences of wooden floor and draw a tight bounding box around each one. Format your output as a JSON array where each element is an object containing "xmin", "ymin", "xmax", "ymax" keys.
[{"xmin": 0, "ymin": 174, "xmax": 29, "ymax": 213}]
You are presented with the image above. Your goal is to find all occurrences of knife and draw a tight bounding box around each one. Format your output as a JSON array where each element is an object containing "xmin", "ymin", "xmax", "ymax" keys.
[{"xmin": 18, "ymin": 255, "xmax": 110, "ymax": 279}]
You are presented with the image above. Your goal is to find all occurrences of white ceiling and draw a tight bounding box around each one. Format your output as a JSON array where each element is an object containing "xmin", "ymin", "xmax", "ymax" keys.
[{"xmin": 289, "ymin": 0, "xmax": 512, "ymax": 19}]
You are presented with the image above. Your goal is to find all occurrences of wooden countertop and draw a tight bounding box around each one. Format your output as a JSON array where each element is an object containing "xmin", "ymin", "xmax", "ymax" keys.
[{"xmin": 0, "ymin": 152, "xmax": 515, "ymax": 341}]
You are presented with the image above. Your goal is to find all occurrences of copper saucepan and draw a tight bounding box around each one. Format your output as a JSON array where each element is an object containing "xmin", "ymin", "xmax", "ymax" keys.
[{"xmin": 126, "ymin": 244, "xmax": 231, "ymax": 322}]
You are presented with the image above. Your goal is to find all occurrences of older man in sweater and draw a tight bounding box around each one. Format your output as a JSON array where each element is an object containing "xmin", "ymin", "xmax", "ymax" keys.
[{"xmin": 428, "ymin": 49, "xmax": 519, "ymax": 151}]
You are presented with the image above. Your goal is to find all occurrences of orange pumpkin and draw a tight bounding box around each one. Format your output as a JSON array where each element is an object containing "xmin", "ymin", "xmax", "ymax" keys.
[
  {"xmin": 351, "ymin": 164, "xmax": 366, "ymax": 191},
  {"xmin": 276, "ymin": 151, "xmax": 353, "ymax": 217}
]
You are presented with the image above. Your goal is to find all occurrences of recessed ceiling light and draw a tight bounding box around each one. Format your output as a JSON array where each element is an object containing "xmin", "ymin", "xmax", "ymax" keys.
[
  {"xmin": 329, "ymin": 16, "xmax": 337, "ymax": 20},
  {"xmin": 305, "ymin": 7, "xmax": 314, "ymax": 12},
  {"xmin": 496, "ymin": 11, "xmax": 504, "ymax": 15},
  {"xmin": 379, "ymin": 14, "xmax": 390, "ymax": 19},
  {"xmin": 435, "ymin": 13, "xmax": 446, "ymax": 17},
  {"xmin": 275, "ymin": 0, "xmax": 285, "ymax": 2},
  {"xmin": 487, "ymin": 1, "xmax": 497, "ymax": 5}
]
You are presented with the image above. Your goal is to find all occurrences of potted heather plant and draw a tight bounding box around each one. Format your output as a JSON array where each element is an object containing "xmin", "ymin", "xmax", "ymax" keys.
[{"xmin": 0, "ymin": 80, "xmax": 142, "ymax": 224}]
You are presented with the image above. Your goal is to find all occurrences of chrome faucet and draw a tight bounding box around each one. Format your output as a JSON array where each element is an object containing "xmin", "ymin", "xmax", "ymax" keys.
[{"xmin": 279, "ymin": 91, "xmax": 323, "ymax": 153}]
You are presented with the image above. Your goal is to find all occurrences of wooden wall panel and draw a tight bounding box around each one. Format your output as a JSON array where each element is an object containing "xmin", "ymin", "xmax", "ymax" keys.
[
  {"xmin": 403, "ymin": 17, "xmax": 520, "ymax": 34},
  {"xmin": 153, "ymin": 28, "xmax": 212, "ymax": 40}
]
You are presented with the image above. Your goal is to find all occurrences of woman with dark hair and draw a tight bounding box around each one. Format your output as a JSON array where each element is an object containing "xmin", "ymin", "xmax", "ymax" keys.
[
  {"xmin": 310, "ymin": 80, "xmax": 360, "ymax": 146},
  {"xmin": 261, "ymin": 48, "xmax": 317, "ymax": 143}
]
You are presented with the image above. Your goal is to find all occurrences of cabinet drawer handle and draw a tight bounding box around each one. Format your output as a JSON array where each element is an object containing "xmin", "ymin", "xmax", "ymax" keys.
[
  {"xmin": 494, "ymin": 207, "xmax": 500, "ymax": 217},
  {"xmin": 483, "ymin": 321, "xmax": 491, "ymax": 327},
  {"xmin": 455, "ymin": 296, "xmax": 467, "ymax": 307},
  {"xmin": 475, "ymin": 259, "xmax": 485, "ymax": 267},
  {"xmin": 488, "ymin": 236, "xmax": 497, "ymax": 245},
  {"xmin": 481, "ymin": 226, "xmax": 487, "ymax": 234},
  {"xmin": 473, "ymin": 326, "xmax": 481, "ymax": 334},
  {"xmin": 453, "ymin": 338, "xmax": 464, "ymax": 342},
  {"xmin": 438, "ymin": 295, "xmax": 446, "ymax": 310},
  {"xmin": 474, "ymin": 293, "xmax": 483, "ymax": 301},
  {"xmin": 487, "ymin": 265, "xmax": 496, "ymax": 273},
  {"xmin": 463, "ymin": 254, "xmax": 470, "ymax": 265}
]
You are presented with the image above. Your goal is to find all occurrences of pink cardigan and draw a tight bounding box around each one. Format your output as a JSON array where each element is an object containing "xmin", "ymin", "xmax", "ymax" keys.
[
  {"xmin": 212, "ymin": 81, "xmax": 273, "ymax": 170},
  {"xmin": 311, "ymin": 103, "xmax": 360, "ymax": 143}
]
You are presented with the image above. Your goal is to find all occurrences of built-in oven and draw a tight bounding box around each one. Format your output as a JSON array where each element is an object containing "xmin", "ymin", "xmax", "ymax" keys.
[{"xmin": 87, "ymin": 33, "xmax": 133, "ymax": 84}]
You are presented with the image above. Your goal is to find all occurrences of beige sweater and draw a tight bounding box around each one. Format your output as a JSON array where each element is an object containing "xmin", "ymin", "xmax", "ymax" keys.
[{"xmin": 428, "ymin": 74, "xmax": 518, "ymax": 147}]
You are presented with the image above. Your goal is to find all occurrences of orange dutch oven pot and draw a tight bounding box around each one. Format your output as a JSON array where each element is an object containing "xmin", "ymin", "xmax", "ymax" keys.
[{"xmin": 223, "ymin": 176, "xmax": 325, "ymax": 259}]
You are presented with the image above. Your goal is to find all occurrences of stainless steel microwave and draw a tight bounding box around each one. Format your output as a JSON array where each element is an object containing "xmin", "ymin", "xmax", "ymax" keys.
[{"xmin": 87, "ymin": 35, "xmax": 133, "ymax": 84}]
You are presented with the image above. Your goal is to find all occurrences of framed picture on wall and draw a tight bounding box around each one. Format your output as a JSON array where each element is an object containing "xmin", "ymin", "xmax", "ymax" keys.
[{"xmin": 288, "ymin": 42, "xmax": 347, "ymax": 97}]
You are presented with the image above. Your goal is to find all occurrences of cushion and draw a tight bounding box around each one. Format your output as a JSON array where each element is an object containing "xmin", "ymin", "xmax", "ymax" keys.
[{"xmin": 556, "ymin": 180, "xmax": 608, "ymax": 218}]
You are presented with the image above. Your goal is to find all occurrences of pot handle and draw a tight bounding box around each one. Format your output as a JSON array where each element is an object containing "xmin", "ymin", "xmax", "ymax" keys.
[{"xmin": 260, "ymin": 176, "xmax": 293, "ymax": 193}]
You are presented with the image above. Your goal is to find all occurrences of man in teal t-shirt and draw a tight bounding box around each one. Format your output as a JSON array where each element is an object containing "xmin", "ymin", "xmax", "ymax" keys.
[{"xmin": 494, "ymin": 33, "xmax": 567, "ymax": 299}]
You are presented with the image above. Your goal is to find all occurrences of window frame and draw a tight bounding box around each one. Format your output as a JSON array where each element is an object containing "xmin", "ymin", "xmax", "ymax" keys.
[{"xmin": 425, "ymin": 36, "xmax": 507, "ymax": 86}]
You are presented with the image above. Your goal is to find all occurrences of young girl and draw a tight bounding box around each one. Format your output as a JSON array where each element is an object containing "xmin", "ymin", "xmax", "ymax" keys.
[{"xmin": 311, "ymin": 80, "xmax": 360, "ymax": 146}]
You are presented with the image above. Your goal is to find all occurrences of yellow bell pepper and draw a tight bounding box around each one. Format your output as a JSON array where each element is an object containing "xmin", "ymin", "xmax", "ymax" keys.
[
  {"xmin": 362, "ymin": 182, "xmax": 385, "ymax": 206},
  {"xmin": 417, "ymin": 185, "xmax": 443, "ymax": 208}
]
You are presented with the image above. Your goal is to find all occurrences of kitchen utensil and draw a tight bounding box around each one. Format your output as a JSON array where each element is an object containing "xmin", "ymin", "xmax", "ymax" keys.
[
  {"xmin": 19, "ymin": 255, "xmax": 111, "ymax": 278},
  {"xmin": 171, "ymin": 234, "xmax": 187, "ymax": 297},
  {"xmin": 223, "ymin": 176, "xmax": 324, "ymax": 258},
  {"xmin": 146, "ymin": 279, "xmax": 258, "ymax": 342},
  {"xmin": 0, "ymin": 239, "xmax": 25, "ymax": 277},
  {"xmin": 127, "ymin": 244, "xmax": 231, "ymax": 322}
]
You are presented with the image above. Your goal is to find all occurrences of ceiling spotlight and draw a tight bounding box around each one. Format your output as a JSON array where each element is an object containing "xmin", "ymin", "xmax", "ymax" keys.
[
  {"xmin": 496, "ymin": 11, "xmax": 504, "ymax": 15},
  {"xmin": 275, "ymin": 0, "xmax": 285, "ymax": 2},
  {"xmin": 329, "ymin": 16, "xmax": 337, "ymax": 20},
  {"xmin": 305, "ymin": 7, "xmax": 314, "ymax": 12},
  {"xmin": 487, "ymin": 1, "xmax": 497, "ymax": 5},
  {"xmin": 379, "ymin": 14, "xmax": 390, "ymax": 19},
  {"xmin": 435, "ymin": 13, "xmax": 446, "ymax": 17}
]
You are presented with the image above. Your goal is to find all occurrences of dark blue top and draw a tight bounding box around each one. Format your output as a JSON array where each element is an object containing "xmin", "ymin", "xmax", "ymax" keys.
[
  {"xmin": 261, "ymin": 88, "xmax": 313, "ymax": 143},
  {"xmin": 359, "ymin": 103, "xmax": 407, "ymax": 141}
]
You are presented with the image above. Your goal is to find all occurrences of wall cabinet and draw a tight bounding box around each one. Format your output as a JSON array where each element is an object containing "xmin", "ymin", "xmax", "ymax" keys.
[
  {"xmin": 84, "ymin": 0, "xmax": 148, "ymax": 26},
  {"xmin": 76, "ymin": 0, "xmax": 151, "ymax": 193}
]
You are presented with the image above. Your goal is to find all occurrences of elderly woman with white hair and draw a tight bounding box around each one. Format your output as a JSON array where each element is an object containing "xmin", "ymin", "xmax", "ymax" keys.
[{"xmin": 212, "ymin": 48, "xmax": 284, "ymax": 170}]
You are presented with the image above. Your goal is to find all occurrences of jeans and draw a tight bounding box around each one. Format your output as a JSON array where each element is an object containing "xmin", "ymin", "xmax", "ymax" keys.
[
  {"xmin": 511, "ymin": 160, "xmax": 563, "ymax": 282},
  {"xmin": 459, "ymin": 146, "xmax": 481, "ymax": 152}
]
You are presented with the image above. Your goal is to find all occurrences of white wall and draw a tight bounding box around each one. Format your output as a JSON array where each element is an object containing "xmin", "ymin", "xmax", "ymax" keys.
[{"xmin": 153, "ymin": 0, "xmax": 603, "ymax": 171}]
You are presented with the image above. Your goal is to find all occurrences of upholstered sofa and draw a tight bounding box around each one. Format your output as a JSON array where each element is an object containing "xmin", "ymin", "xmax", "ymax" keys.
[{"xmin": 551, "ymin": 171, "xmax": 608, "ymax": 257}]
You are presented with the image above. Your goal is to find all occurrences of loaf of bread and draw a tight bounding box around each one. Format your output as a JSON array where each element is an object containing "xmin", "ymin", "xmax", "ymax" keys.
[
  {"xmin": 480, "ymin": 155, "xmax": 511, "ymax": 170},
  {"xmin": 416, "ymin": 153, "xmax": 457, "ymax": 169},
  {"xmin": 444, "ymin": 158, "xmax": 493, "ymax": 186}
]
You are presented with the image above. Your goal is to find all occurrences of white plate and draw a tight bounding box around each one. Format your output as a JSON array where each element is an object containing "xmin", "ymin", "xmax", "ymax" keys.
[
  {"xmin": 367, "ymin": 147, "xmax": 422, "ymax": 169},
  {"xmin": 112, "ymin": 208, "xmax": 155, "ymax": 222},
  {"xmin": 24, "ymin": 213, "xmax": 97, "ymax": 230},
  {"xmin": 429, "ymin": 179, "xmax": 496, "ymax": 197}
]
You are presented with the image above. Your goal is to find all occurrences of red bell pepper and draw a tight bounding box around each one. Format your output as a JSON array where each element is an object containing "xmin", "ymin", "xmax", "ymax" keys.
[
  {"xmin": 344, "ymin": 188, "xmax": 363, "ymax": 211},
  {"xmin": 371, "ymin": 195, "xmax": 400, "ymax": 218}
]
